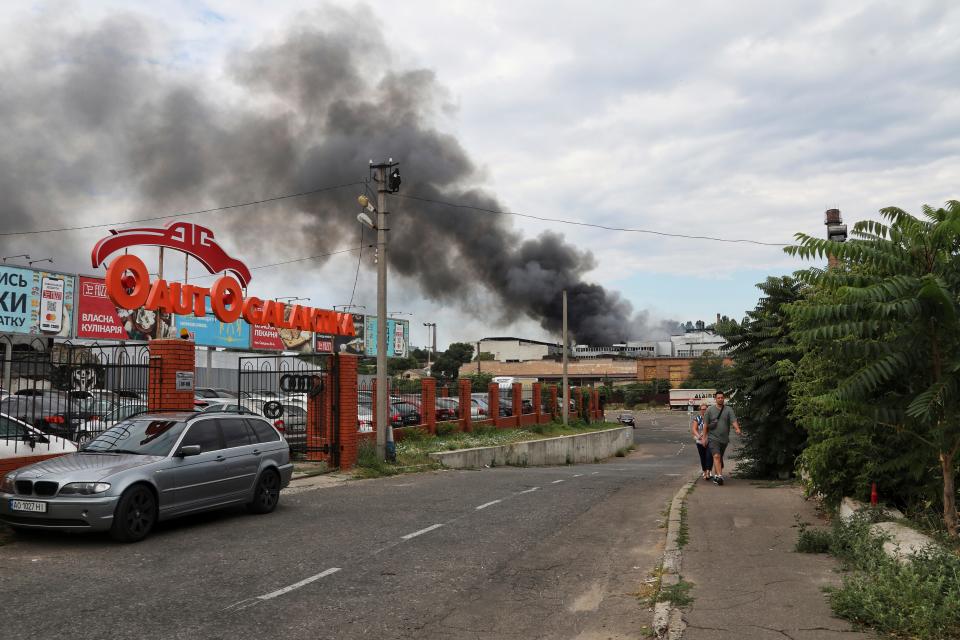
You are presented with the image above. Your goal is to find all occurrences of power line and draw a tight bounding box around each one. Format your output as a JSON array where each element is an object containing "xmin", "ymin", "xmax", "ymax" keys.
[
  {"xmin": 186, "ymin": 245, "xmax": 372, "ymax": 281},
  {"xmin": 395, "ymin": 193, "xmax": 788, "ymax": 247},
  {"xmin": 347, "ymin": 223, "xmax": 364, "ymax": 308},
  {"xmin": 0, "ymin": 181, "xmax": 364, "ymax": 238}
]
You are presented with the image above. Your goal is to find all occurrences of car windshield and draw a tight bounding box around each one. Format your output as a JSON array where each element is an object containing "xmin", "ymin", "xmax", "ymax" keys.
[{"xmin": 80, "ymin": 418, "xmax": 187, "ymax": 456}]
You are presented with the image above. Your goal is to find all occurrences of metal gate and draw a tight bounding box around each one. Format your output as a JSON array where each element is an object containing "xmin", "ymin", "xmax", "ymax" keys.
[
  {"xmin": 237, "ymin": 355, "xmax": 335, "ymax": 463},
  {"xmin": 0, "ymin": 338, "xmax": 155, "ymax": 451}
]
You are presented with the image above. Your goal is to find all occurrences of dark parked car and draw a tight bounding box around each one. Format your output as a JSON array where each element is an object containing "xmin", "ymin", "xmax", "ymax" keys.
[
  {"xmin": 0, "ymin": 412, "xmax": 292, "ymax": 542},
  {"xmin": 1, "ymin": 391, "xmax": 88, "ymax": 439},
  {"xmin": 390, "ymin": 401, "xmax": 421, "ymax": 428}
]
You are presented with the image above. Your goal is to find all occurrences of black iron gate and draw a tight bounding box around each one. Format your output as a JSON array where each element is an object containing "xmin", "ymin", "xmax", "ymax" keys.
[
  {"xmin": 237, "ymin": 355, "xmax": 335, "ymax": 463},
  {"xmin": 0, "ymin": 338, "xmax": 155, "ymax": 452}
]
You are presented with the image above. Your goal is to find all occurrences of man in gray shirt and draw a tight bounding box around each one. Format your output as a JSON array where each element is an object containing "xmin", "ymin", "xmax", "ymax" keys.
[{"xmin": 705, "ymin": 391, "xmax": 741, "ymax": 485}]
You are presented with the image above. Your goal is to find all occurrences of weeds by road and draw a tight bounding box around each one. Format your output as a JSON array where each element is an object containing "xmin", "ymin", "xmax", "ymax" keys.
[{"xmin": 796, "ymin": 512, "xmax": 960, "ymax": 639}]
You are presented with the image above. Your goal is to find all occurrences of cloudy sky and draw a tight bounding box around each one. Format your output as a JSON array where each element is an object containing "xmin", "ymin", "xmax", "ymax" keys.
[{"xmin": 1, "ymin": 1, "xmax": 958, "ymax": 349}]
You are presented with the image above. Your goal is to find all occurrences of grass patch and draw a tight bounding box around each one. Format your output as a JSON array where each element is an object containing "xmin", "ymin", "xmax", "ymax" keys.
[
  {"xmin": 657, "ymin": 579, "xmax": 695, "ymax": 607},
  {"xmin": 794, "ymin": 513, "xmax": 960, "ymax": 639},
  {"xmin": 794, "ymin": 516, "xmax": 831, "ymax": 554},
  {"xmin": 354, "ymin": 438, "xmax": 441, "ymax": 479},
  {"xmin": 677, "ymin": 502, "xmax": 690, "ymax": 548}
]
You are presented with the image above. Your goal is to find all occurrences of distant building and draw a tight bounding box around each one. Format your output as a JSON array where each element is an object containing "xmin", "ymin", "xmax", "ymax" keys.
[
  {"xmin": 478, "ymin": 337, "xmax": 563, "ymax": 363},
  {"xmin": 670, "ymin": 330, "xmax": 728, "ymax": 358}
]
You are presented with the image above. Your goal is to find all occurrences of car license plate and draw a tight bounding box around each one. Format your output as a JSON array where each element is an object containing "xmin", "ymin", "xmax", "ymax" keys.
[{"xmin": 9, "ymin": 499, "xmax": 47, "ymax": 513}]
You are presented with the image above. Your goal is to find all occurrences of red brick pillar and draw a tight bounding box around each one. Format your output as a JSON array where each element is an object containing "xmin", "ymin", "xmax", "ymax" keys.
[
  {"xmin": 533, "ymin": 383, "xmax": 542, "ymax": 421},
  {"xmin": 512, "ymin": 383, "xmax": 522, "ymax": 427},
  {"xmin": 584, "ymin": 388, "xmax": 592, "ymax": 423},
  {"xmin": 458, "ymin": 378, "xmax": 472, "ymax": 432},
  {"xmin": 572, "ymin": 387, "xmax": 581, "ymax": 422},
  {"xmin": 488, "ymin": 383, "xmax": 500, "ymax": 427},
  {"xmin": 337, "ymin": 354, "xmax": 359, "ymax": 470},
  {"xmin": 592, "ymin": 389, "xmax": 601, "ymax": 420},
  {"xmin": 439, "ymin": 385, "xmax": 448, "ymax": 398},
  {"xmin": 148, "ymin": 339, "xmax": 195, "ymax": 412},
  {"xmin": 422, "ymin": 378, "xmax": 437, "ymax": 435},
  {"xmin": 550, "ymin": 384, "xmax": 559, "ymax": 419}
]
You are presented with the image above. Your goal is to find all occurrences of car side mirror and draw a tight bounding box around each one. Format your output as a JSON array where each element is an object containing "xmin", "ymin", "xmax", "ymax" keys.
[{"xmin": 177, "ymin": 445, "xmax": 202, "ymax": 457}]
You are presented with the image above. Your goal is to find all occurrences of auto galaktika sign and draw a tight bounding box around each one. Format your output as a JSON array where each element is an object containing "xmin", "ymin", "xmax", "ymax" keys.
[{"xmin": 90, "ymin": 221, "xmax": 355, "ymax": 339}]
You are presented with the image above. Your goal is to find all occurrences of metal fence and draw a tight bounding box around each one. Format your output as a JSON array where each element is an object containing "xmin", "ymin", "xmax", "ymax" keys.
[
  {"xmin": 0, "ymin": 338, "xmax": 154, "ymax": 456},
  {"xmin": 358, "ymin": 378, "xmax": 427, "ymax": 431},
  {"xmin": 236, "ymin": 356, "xmax": 332, "ymax": 461}
]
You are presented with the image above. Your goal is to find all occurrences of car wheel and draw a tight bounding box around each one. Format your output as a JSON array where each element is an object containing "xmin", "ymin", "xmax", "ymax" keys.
[
  {"xmin": 110, "ymin": 485, "xmax": 157, "ymax": 543},
  {"xmin": 247, "ymin": 469, "xmax": 280, "ymax": 514}
]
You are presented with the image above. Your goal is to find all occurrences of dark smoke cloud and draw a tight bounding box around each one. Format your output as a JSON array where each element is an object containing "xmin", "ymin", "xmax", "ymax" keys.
[{"xmin": 0, "ymin": 7, "xmax": 676, "ymax": 344}]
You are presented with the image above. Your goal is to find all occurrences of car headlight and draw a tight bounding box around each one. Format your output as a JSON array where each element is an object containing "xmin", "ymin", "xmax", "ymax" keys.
[
  {"xmin": 58, "ymin": 482, "xmax": 111, "ymax": 496},
  {"xmin": 1, "ymin": 473, "xmax": 15, "ymax": 493}
]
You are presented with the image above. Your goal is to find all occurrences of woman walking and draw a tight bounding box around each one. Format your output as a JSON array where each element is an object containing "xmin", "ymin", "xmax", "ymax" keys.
[{"xmin": 691, "ymin": 403, "xmax": 712, "ymax": 480}]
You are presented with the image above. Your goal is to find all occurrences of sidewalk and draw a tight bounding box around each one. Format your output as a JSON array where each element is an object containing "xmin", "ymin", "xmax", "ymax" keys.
[{"xmin": 680, "ymin": 476, "xmax": 873, "ymax": 640}]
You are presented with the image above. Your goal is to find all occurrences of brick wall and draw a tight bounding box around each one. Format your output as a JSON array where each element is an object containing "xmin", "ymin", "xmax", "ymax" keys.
[
  {"xmin": 148, "ymin": 339, "xmax": 196, "ymax": 412},
  {"xmin": 337, "ymin": 355, "xmax": 359, "ymax": 470},
  {"xmin": 0, "ymin": 453, "xmax": 67, "ymax": 476}
]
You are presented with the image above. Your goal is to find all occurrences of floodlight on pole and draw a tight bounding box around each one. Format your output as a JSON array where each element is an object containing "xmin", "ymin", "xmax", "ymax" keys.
[{"xmin": 2, "ymin": 254, "xmax": 30, "ymax": 264}]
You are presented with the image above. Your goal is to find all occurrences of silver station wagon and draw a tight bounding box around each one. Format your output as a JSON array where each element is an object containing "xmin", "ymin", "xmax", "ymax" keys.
[{"xmin": 0, "ymin": 412, "xmax": 293, "ymax": 542}]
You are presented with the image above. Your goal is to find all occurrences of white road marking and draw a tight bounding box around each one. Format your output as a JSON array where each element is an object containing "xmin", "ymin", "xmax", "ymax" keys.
[
  {"xmin": 591, "ymin": 472, "xmax": 600, "ymax": 475},
  {"xmin": 401, "ymin": 523, "xmax": 444, "ymax": 540},
  {"xmin": 551, "ymin": 479, "xmax": 565, "ymax": 484},
  {"xmin": 519, "ymin": 487, "xmax": 539, "ymax": 494},
  {"xmin": 261, "ymin": 568, "xmax": 341, "ymax": 600},
  {"xmin": 227, "ymin": 567, "xmax": 341, "ymax": 610},
  {"xmin": 573, "ymin": 474, "xmax": 583, "ymax": 477},
  {"xmin": 475, "ymin": 500, "xmax": 502, "ymax": 510}
]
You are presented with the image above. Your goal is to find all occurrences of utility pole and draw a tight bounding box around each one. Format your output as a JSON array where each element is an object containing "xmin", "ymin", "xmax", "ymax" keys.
[
  {"xmin": 477, "ymin": 340, "xmax": 481, "ymax": 375},
  {"xmin": 370, "ymin": 160, "xmax": 400, "ymax": 462},
  {"xmin": 562, "ymin": 289, "xmax": 569, "ymax": 426}
]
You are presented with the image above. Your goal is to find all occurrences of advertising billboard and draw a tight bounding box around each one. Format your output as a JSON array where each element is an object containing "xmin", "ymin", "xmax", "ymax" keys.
[
  {"xmin": 364, "ymin": 317, "xmax": 409, "ymax": 358},
  {"xmin": 176, "ymin": 301, "xmax": 250, "ymax": 349},
  {"xmin": 333, "ymin": 313, "xmax": 365, "ymax": 355},
  {"xmin": 76, "ymin": 276, "xmax": 176, "ymax": 341},
  {"xmin": 249, "ymin": 303, "xmax": 314, "ymax": 353},
  {"xmin": 0, "ymin": 266, "xmax": 75, "ymax": 338}
]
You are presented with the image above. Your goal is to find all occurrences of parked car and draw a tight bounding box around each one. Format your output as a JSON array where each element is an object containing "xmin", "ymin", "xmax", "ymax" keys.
[
  {"xmin": 357, "ymin": 405, "xmax": 373, "ymax": 432},
  {"xmin": 76, "ymin": 402, "xmax": 149, "ymax": 444},
  {"xmin": 390, "ymin": 401, "xmax": 421, "ymax": 428},
  {"xmin": 0, "ymin": 412, "xmax": 292, "ymax": 542},
  {"xmin": 471, "ymin": 393, "xmax": 511, "ymax": 417},
  {"xmin": 1, "ymin": 391, "xmax": 87, "ymax": 439},
  {"xmin": 435, "ymin": 397, "xmax": 460, "ymax": 419},
  {"xmin": 194, "ymin": 388, "xmax": 238, "ymax": 400},
  {"xmin": 1, "ymin": 413, "xmax": 78, "ymax": 458}
]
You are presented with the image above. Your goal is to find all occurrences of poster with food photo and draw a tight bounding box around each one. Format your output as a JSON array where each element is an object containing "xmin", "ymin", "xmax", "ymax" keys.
[
  {"xmin": 76, "ymin": 275, "xmax": 175, "ymax": 341},
  {"xmin": 249, "ymin": 303, "xmax": 314, "ymax": 353}
]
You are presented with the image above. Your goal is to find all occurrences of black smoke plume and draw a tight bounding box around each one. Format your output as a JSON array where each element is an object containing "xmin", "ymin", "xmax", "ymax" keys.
[{"xmin": 0, "ymin": 7, "xmax": 675, "ymax": 344}]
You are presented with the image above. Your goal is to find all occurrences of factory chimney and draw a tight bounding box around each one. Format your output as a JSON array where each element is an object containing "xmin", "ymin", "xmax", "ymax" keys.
[{"xmin": 824, "ymin": 208, "xmax": 847, "ymax": 269}]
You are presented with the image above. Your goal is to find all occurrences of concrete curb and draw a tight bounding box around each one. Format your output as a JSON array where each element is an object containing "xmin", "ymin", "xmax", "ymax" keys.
[{"xmin": 653, "ymin": 476, "xmax": 697, "ymax": 640}]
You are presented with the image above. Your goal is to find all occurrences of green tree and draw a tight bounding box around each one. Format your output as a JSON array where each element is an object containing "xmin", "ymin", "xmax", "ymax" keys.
[
  {"xmin": 787, "ymin": 202, "xmax": 960, "ymax": 535},
  {"xmin": 681, "ymin": 353, "xmax": 729, "ymax": 389},
  {"xmin": 430, "ymin": 342, "xmax": 478, "ymax": 380},
  {"xmin": 724, "ymin": 276, "xmax": 805, "ymax": 478}
]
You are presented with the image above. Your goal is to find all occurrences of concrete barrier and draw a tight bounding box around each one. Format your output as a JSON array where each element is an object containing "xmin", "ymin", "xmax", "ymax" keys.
[{"xmin": 428, "ymin": 426, "xmax": 633, "ymax": 469}]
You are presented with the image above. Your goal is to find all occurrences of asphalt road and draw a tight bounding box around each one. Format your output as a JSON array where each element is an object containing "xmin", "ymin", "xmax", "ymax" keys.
[{"xmin": 0, "ymin": 410, "xmax": 698, "ymax": 640}]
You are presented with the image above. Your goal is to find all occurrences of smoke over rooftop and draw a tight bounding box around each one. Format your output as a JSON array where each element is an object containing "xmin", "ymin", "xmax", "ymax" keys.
[{"xmin": 0, "ymin": 6, "xmax": 675, "ymax": 344}]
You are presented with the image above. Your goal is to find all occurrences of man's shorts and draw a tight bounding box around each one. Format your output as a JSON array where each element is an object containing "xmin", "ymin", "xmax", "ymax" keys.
[{"xmin": 708, "ymin": 440, "xmax": 727, "ymax": 459}]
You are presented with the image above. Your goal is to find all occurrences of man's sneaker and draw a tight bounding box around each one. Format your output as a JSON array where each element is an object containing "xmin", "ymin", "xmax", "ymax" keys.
[{"xmin": 716, "ymin": 475, "xmax": 724, "ymax": 486}]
